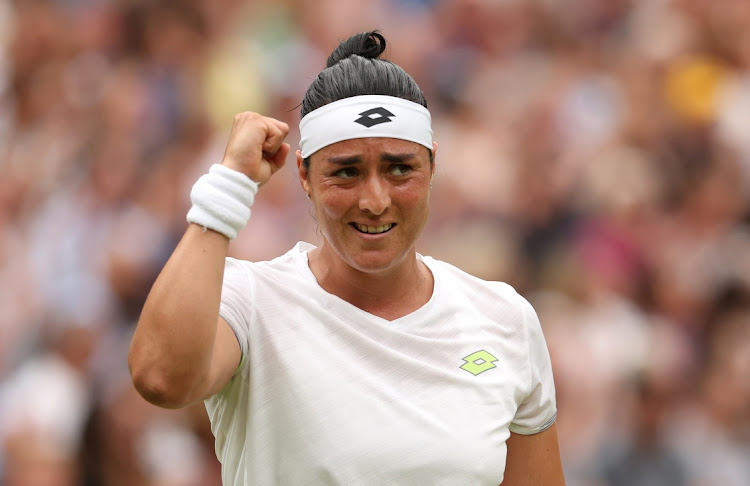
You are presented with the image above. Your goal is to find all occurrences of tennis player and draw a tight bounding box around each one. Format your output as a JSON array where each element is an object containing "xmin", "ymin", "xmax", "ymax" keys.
[{"xmin": 129, "ymin": 31, "xmax": 565, "ymax": 485}]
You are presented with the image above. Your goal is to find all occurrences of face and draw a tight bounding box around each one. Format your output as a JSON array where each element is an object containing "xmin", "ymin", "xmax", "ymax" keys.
[{"xmin": 298, "ymin": 137, "xmax": 437, "ymax": 275}]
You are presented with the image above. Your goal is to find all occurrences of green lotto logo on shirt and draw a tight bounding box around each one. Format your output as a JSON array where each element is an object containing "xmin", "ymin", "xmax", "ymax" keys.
[{"xmin": 460, "ymin": 350, "xmax": 498, "ymax": 375}]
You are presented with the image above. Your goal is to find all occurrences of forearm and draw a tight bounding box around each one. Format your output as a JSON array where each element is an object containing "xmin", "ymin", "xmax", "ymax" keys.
[{"xmin": 129, "ymin": 224, "xmax": 229, "ymax": 407}]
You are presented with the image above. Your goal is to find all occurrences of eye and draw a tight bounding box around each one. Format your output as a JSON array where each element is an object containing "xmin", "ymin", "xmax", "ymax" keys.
[
  {"xmin": 333, "ymin": 167, "xmax": 359, "ymax": 179},
  {"xmin": 389, "ymin": 164, "xmax": 412, "ymax": 176}
]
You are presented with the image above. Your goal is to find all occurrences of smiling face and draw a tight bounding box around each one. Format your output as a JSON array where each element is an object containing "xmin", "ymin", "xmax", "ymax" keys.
[{"xmin": 298, "ymin": 137, "xmax": 436, "ymax": 276}]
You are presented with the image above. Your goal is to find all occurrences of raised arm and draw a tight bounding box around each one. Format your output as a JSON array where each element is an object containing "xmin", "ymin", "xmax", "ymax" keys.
[{"xmin": 128, "ymin": 113, "xmax": 290, "ymax": 408}]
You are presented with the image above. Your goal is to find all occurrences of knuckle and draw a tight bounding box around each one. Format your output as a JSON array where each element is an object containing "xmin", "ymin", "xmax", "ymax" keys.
[{"xmin": 234, "ymin": 111, "xmax": 259, "ymax": 122}]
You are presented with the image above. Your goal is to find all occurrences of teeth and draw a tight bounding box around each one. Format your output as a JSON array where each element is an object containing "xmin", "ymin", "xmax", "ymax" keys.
[{"xmin": 355, "ymin": 223, "xmax": 393, "ymax": 234}]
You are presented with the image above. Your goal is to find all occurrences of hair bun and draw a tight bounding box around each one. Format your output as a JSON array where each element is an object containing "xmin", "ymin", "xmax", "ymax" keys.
[{"xmin": 326, "ymin": 31, "xmax": 386, "ymax": 68}]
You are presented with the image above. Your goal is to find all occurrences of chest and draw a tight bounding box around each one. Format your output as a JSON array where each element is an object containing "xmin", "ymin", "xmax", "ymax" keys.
[{"xmin": 244, "ymin": 297, "xmax": 528, "ymax": 484}]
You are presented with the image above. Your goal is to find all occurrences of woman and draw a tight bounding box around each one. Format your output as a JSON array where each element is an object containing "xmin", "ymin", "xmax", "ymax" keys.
[{"xmin": 129, "ymin": 31, "xmax": 565, "ymax": 485}]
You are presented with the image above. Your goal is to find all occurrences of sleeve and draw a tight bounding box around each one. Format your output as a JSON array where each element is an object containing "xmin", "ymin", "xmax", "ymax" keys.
[
  {"xmin": 509, "ymin": 296, "xmax": 557, "ymax": 435},
  {"xmin": 218, "ymin": 257, "xmax": 254, "ymax": 375}
]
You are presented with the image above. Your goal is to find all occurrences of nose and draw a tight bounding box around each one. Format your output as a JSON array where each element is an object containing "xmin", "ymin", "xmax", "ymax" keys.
[{"xmin": 359, "ymin": 175, "xmax": 391, "ymax": 215}]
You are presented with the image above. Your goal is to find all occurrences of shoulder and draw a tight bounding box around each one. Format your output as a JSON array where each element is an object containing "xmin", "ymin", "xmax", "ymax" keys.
[
  {"xmin": 225, "ymin": 242, "xmax": 311, "ymax": 278},
  {"xmin": 222, "ymin": 242, "xmax": 318, "ymax": 306},
  {"xmin": 424, "ymin": 255, "xmax": 528, "ymax": 312}
]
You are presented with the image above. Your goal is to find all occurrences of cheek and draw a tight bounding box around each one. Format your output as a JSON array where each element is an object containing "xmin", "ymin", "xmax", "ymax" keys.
[
  {"xmin": 314, "ymin": 188, "xmax": 352, "ymax": 220},
  {"xmin": 312, "ymin": 181, "xmax": 431, "ymax": 218},
  {"xmin": 393, "ymin": 184, "xmax": 430, "ymax": 210}
]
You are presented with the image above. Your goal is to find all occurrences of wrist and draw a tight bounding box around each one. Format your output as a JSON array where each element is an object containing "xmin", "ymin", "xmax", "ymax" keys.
[
  {"xmin": 186, "ymin": 164, "xmax": 259, "ymax": 240},
  {"xmin": 220, "ymin": 161, "xmax": 260, "ymax": 183}
]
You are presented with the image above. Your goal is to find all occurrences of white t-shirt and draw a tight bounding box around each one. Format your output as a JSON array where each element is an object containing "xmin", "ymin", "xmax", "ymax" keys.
[{"xmin": 206, "ymin": 242, "xmax": 556, "ymax": 486}]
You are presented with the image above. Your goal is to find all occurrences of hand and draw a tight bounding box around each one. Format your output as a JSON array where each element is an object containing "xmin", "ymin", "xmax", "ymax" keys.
[{"xmin": 221, "ymin": 112, "xmax": 291, "ymax": 185}]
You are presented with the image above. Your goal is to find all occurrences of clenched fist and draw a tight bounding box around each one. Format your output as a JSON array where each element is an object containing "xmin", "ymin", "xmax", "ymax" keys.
[{"xmin": 221, "ymin": 112, "xmax": 291, "ymax": 185}]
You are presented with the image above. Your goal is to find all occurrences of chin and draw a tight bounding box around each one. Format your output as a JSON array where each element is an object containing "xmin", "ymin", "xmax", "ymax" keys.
[{"xmin": 345, "ymin": 249, "xmax": 409, "ymax": 275}]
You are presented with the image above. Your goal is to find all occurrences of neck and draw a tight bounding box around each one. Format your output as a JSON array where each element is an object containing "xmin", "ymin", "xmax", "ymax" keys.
[{"xmin": 308, "ymin": 245, "xmax": 433, "ymax": 321}]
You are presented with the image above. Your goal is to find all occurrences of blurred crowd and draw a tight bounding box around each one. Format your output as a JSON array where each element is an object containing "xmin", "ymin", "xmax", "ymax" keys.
[{"xmin": 1, "ymin": 0, "xmax": 749, "ymax": 485}]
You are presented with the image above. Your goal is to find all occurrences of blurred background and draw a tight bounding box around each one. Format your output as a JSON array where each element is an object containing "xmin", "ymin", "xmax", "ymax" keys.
[{"xmin": 1, "ymin": 0, "xmax": 749, "ymax": 484}]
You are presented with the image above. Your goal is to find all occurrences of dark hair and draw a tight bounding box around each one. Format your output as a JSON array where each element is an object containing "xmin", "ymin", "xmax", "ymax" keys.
[
  {"xmin": 301, "ymin": 31, "xmax": 427, "ymax": 118},
  {"xmin": 301, "ymin": 31, "xmax": 431, "ymax": 168}
]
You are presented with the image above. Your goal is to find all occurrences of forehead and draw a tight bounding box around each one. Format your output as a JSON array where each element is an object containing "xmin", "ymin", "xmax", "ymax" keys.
[{"xmin": 312, "ymin": 137, "xmax": 428, "ymax": 161}]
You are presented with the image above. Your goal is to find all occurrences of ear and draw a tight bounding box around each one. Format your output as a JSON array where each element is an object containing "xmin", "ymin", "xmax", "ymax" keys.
[
  {"xmin": 297, "ymin": 149, "xmax": 311, "ymax": 197},
  {"xmin": 431, "ymin": 141, "xmax": 438, "ymax": 179}
]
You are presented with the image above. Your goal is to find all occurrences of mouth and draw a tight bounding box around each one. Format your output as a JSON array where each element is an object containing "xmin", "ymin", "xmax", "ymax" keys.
[{"xmin": 352, "ymin": 223, "xmax": 395, "ymax": 234}]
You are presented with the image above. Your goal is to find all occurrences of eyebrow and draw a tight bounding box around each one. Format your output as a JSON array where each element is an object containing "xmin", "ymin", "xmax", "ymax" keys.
[
  {"xmin": 326, "ymin": 152, "xmax": 418, "ymax": 165},
  {"xmin": 381, "ymin": 152, "xmax": 418, "ymax": 163},
  {"xmin": 327, "ymin": 155, "xmax": 362, "ymax": 166}
]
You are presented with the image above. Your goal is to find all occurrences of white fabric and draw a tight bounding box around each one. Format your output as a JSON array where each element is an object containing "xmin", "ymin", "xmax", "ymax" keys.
[
  {"xmin": 299, "ymin": 95, "xmax": 433, "ymax": 158},
  {"xmin": 206, "ymin": 242, "xmax": 557, "ymax": 486},
  {"xmin": 186, "ymin": 164, "xmax": 258, "ymax": 240}
]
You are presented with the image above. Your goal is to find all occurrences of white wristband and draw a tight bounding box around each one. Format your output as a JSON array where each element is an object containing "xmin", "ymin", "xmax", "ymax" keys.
[{"xmin": 186, "ymin": 164, "xmax": 259, "ymax": 240}]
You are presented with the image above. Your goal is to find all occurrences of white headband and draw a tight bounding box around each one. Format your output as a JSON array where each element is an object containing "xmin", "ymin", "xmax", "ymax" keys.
[{"xmin": 299, "ymin": 95, "xmax": 433, "ymax": 158}]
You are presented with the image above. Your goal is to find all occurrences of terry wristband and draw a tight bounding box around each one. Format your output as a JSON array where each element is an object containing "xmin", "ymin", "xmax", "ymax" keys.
[{"xmin": 186, "ymin": 164, "xmax": 259, "ymax": 240}]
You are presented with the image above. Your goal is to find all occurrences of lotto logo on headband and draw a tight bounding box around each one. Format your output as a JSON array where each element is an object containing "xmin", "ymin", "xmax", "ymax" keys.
[
  {"xmin": 354, "ymin": 107, "xmax": 395, "ymax": 128},
  {"xmin": 299, "ymin": 95, "xmax": 433, "ymax": 158}
]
